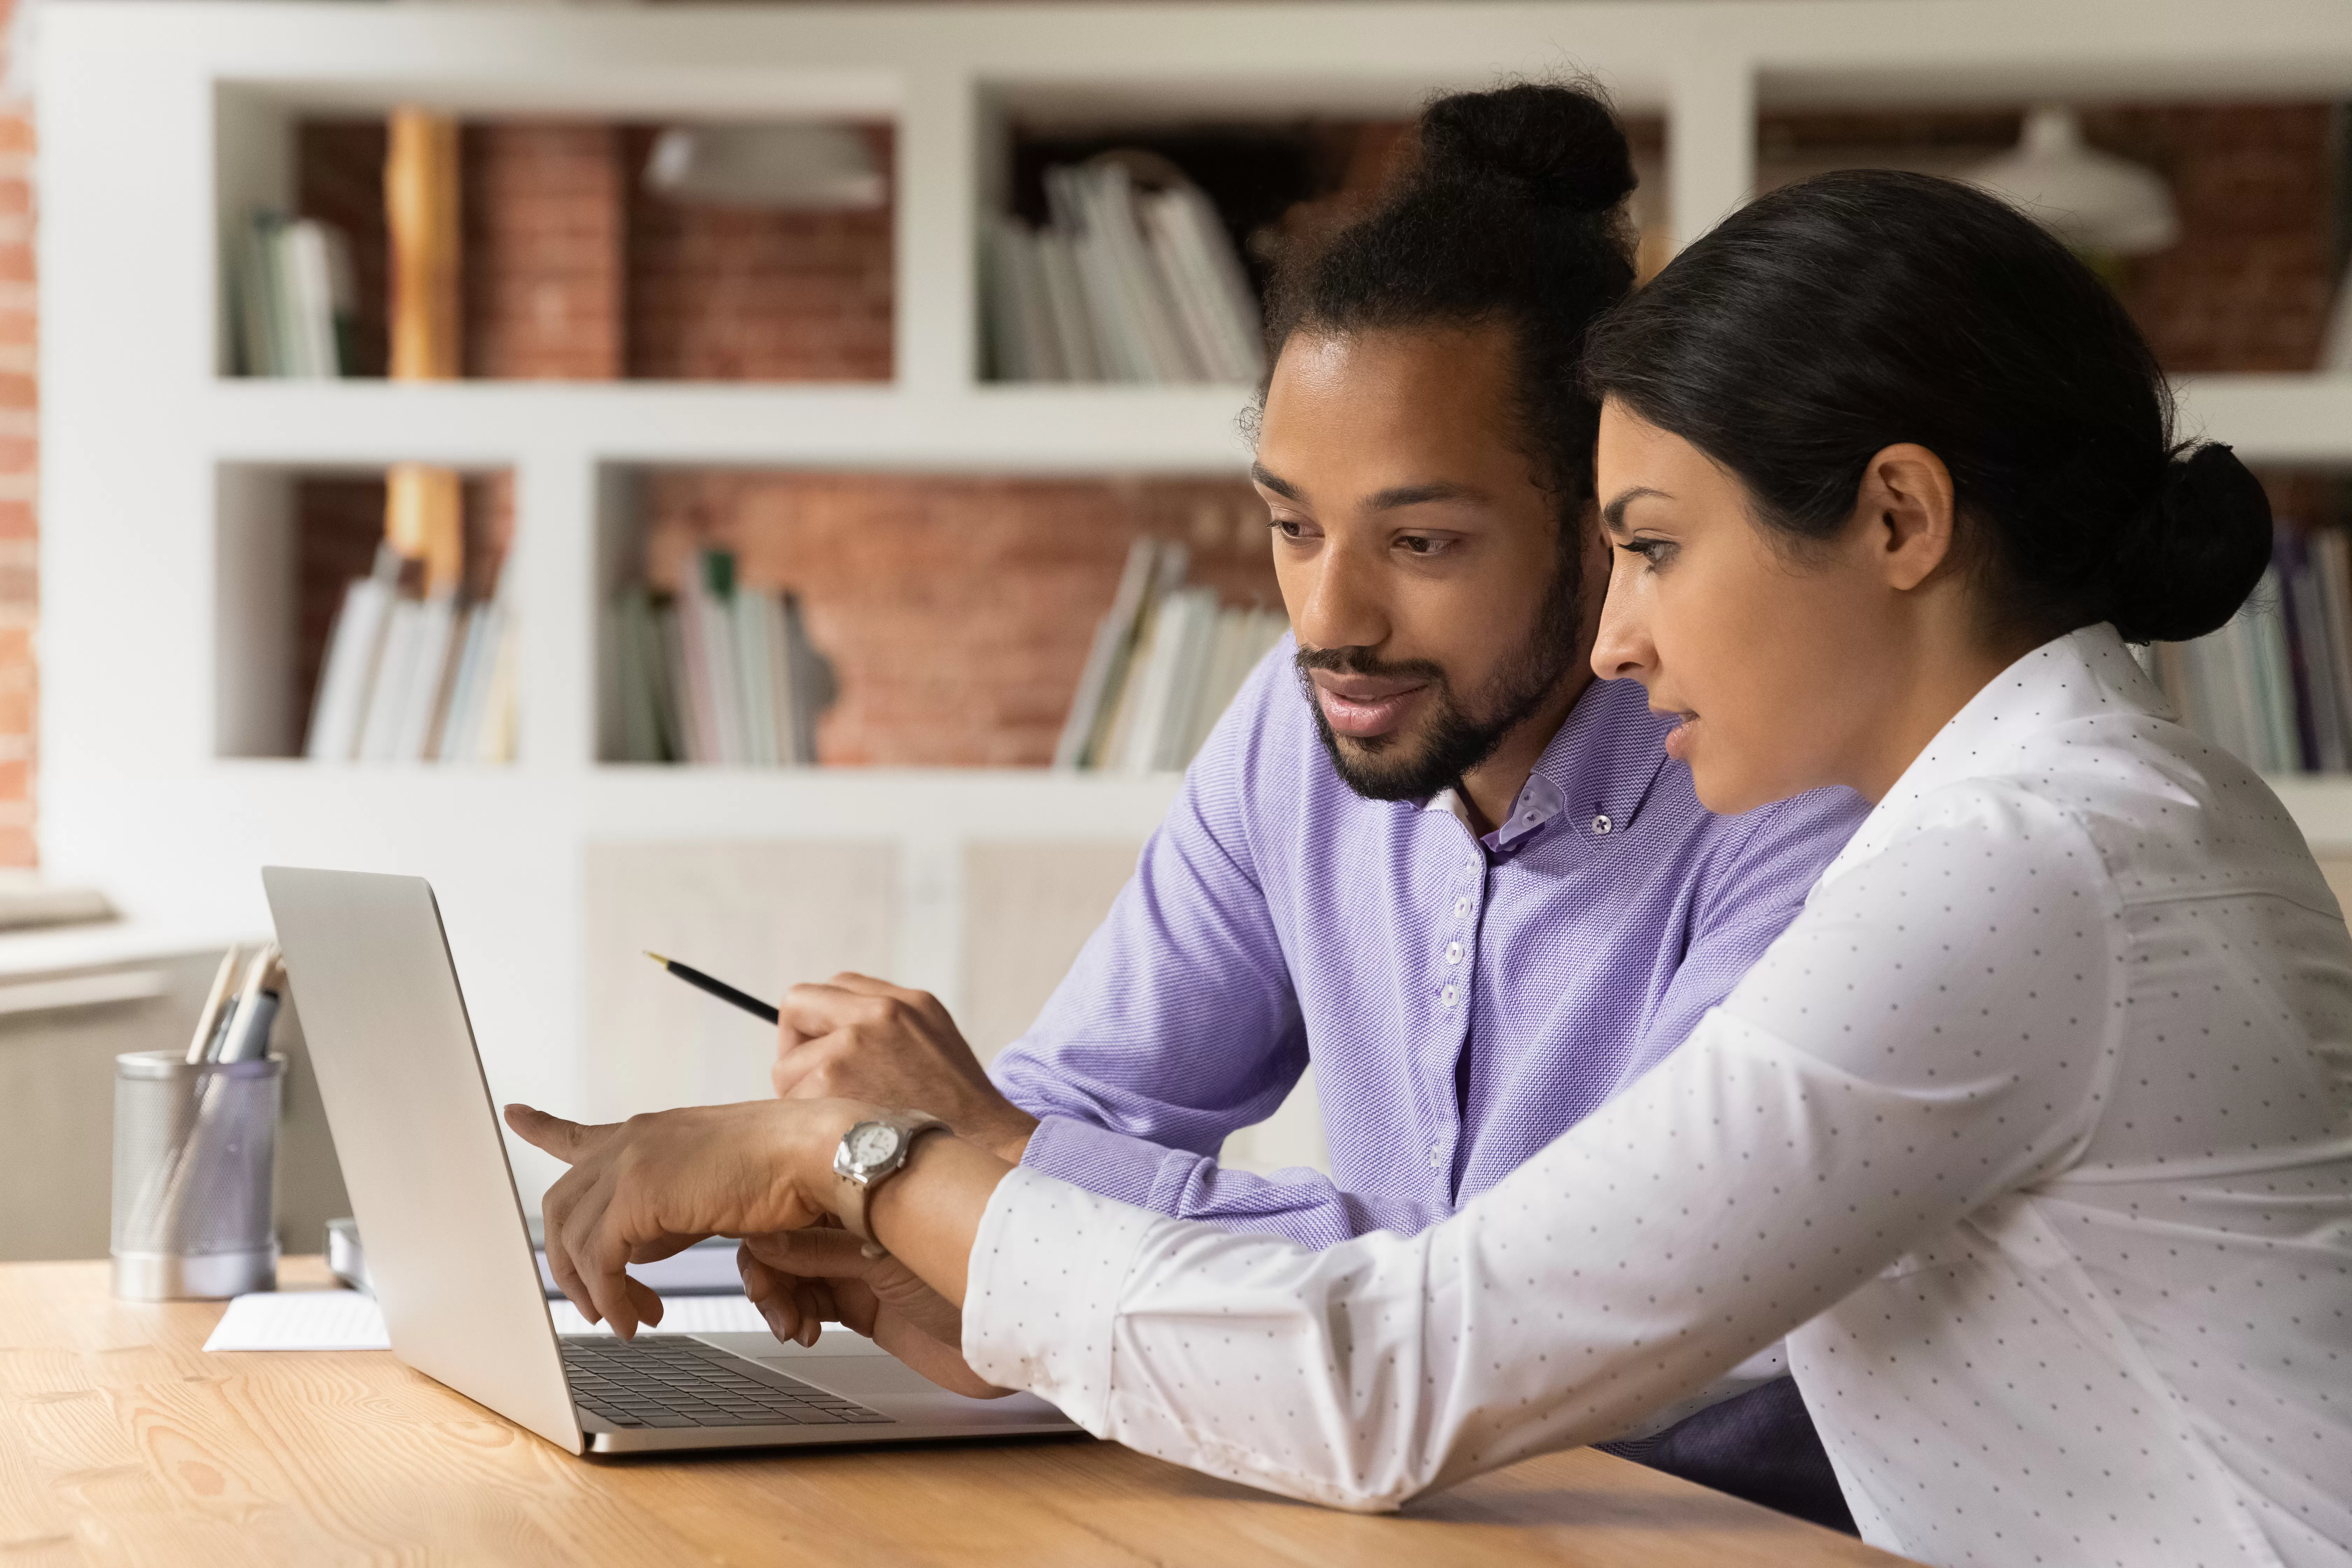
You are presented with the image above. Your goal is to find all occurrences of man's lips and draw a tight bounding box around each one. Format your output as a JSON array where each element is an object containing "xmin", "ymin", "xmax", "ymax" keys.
[{"xmin": 1311, "ymin": 674, "xmax": 1430, "ymax": 739}]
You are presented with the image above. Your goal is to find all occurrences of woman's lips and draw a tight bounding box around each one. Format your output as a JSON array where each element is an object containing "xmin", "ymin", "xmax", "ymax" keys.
[
  {"xmin": 1314, "ymin": 679, "xmax": 1428, "ymax": 739},
  {"xmin": 1662, "ymin": 714, "xmax": 1698, "ymax": 762}
]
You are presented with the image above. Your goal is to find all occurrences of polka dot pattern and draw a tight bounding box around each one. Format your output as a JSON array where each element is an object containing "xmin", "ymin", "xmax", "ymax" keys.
[{"xmin": 965, "ymin": 625, "xmax": 2352, "ymax": 1568}]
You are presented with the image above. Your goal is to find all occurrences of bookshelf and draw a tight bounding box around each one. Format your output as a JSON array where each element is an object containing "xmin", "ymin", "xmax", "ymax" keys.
[{"xmin": 39, "ymin": 0, "xmax": 2352, "ymax": 1198}]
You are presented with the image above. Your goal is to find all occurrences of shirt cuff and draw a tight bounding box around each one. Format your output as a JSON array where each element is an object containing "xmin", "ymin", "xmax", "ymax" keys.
[
  {"xmin": 1019, "ymin": 1114, "xmax": 1196, "ymax": 1211},
  {"xmin": 962, "ymin": 1164, "xmax": 1162, "ymax": 1432}
]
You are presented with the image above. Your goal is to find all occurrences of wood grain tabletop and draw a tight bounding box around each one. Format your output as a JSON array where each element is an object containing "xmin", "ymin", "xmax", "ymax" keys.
[{"xmin": 0, "ymin": 1258, "xmax": 1912, "ymax": 1567}]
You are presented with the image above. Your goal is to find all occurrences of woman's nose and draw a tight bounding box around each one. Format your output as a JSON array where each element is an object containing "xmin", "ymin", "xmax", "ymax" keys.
[{"xmin": 1590, "ymin": 572, "xmax": 1652, "ymax": 682}]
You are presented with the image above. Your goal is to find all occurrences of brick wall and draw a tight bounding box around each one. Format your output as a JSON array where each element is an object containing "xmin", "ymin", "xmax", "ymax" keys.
[
  {"xmin": 296, "ymin": 119, "xmax": 891, "ymax": 381},
  {"xmin": 0, "ymin": 0, "xmax": 33, "ymax": 867},
  {"xmin": 465, "ymin": 125, "xmax": 625, "ymax": 380},
  {"xmin": 622, "ymin": 125, "xmax": 894, "ymax": 381},
  {"xmin": 637, "ymin": 471, "xmax": 1279, "ymax": 765},
  {"xmin": 1758, "ymin": 104, "xmax": 2343, "ymax": 372}
]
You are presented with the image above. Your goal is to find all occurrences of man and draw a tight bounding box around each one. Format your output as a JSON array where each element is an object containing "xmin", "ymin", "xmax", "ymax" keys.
[{"xmin": 760, "ymin": 85, "xmax": 1868, "ymax": 1524}]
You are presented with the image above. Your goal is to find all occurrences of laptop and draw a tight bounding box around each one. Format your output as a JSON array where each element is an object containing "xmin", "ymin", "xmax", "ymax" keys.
[{"xmin": 262, "ymin": 865, "xmax": 1082, "ymax": 1455}]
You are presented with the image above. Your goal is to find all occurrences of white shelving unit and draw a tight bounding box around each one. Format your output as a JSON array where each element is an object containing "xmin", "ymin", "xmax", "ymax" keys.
[{"xmin": 38, "ymin": 0, "xmax": 2352, "ymax": 1197}]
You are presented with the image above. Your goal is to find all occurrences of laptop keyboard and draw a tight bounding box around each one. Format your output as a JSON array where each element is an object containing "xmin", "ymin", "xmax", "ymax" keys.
[{"xmin": 561, "ymin": 1335, "xmax": 895, "ymax": 1430}]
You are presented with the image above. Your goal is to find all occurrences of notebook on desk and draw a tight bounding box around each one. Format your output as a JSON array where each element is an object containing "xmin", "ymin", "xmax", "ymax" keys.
[{"xmin": 262, "ymin": 865, "xmax": 1081, "ymax": 1456}]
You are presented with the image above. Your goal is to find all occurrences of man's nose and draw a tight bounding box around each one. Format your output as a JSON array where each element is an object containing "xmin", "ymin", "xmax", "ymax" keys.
[{"xmin": 1291, "ymin": 540, "xmax": 1389, "ymax": 653}]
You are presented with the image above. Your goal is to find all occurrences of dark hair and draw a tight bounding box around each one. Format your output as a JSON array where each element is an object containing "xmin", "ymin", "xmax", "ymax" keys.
[
  {"xmin": 1255, "ymin": 80, "xmax": 1639, "ymax": 529},
  {"xmin": 1582, "ymin": 169, "xmax": 2270, "ymax": 645}
]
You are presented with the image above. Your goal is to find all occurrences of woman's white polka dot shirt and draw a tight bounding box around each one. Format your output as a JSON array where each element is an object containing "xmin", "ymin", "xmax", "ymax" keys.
[{"xmin": 962, "ymin": 623, "xmax": 2352, "ymax": 1568}]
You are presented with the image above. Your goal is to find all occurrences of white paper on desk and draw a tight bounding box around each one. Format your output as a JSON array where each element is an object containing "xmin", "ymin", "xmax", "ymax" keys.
[
  {"xmin": 205, "ymin": 1289, "xmax": 391, "ymax": 1351},
  {"xmin": 204, "ymin": 1288, "xmax": 772, "ymax": 1351}
]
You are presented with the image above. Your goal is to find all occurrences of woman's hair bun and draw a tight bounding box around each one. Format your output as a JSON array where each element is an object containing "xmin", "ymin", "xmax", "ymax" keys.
[
  {"xmin": 1417, "ymin": 81, "xmax": 1637, "ymax": 216},
  {"xmin": 2105, "ymin": 442, "xmax": 2274, "ymax": 645}
]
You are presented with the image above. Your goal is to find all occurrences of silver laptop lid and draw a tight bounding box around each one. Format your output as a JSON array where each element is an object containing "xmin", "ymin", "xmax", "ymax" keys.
[{"xmin": 263, "ymin": 866, "xmax": 584, "ymax": 1454}]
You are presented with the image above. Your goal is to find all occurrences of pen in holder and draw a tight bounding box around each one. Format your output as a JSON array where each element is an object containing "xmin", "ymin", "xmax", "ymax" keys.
[
  {"xmin": 112, "ymin": 1050, "xmax": 285, "ymax": 1299},
  {"xmin": 111, "ymin": 941, "xmax": 289, "ymax": 1300}
]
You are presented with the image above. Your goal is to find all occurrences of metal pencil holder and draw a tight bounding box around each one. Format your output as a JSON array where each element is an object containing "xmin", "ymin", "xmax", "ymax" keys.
[{"xmin": 111, "ymin": 1049, "xmax": 284, "ymax": 1300}]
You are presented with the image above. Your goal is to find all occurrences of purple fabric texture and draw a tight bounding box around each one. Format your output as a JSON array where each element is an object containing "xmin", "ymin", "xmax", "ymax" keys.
[{"xmin": 990, "ymin": 644, "xmax": 1868, "ymax": 1247}]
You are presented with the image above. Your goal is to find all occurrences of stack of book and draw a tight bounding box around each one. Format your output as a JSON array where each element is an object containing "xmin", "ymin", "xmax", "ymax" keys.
[
  {"xmin": 608, "ymin": 551, "xmax": 838, "ymax": 766},
  {"xmin": 234, "ymin": 212, "xmax": 358, "ymax": 378},
  {"xmin": 985, "ymin": 156, "xmax": 1265, "ymax": 385},
  {"xmin": 1057, "ymin": 537, "xmax": 1290, "ymax": 774},
  {"xmin": 2152, "ymin": 527, "xmax": 2352, "ymax": 774},
  {"xmin": 305, "ymin": 545, "xmax": 518, "ymax": 765}
]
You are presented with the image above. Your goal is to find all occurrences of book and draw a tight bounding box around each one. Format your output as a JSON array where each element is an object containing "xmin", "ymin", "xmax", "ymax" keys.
[
  {"xmin": 435, "ymin": 602, "xmax": 497, "ymax": 763},
  {"xmin": 237, "ymin": 211, "xmax": 287, "ymax": 377},
  {"xmin": 1128, "ymin": 587, "xmax": 1219, "ymax": 772},
  {"xmin": 388, "ymin": 589, "xmax": 462, "ymax": 762},
  {"xmin": 779, "ymin": 593, "xmax": 835, "ymax": 765},
  {"xmin": 1054, "ymin": 536, "xmax": 1162, "ymax": 770},
  {"xmin": 771, "ymin": 588, "xmax": 818, "ymax": 766},
  {"xmin": 989, "ymin": 159, "xmax": 1261, "ymax": 385},
  {"xmin": 732, "ymin": 586, "xmax": 781, "ymax": 767},
  {"xmin": 304, "ymin": 545, "xmax": 402, "ymax": 761},
  {"xmin": 610, "ymin": 586, "xmax": 668, "ymax": 763},
  {"xmin": 1032, "ymin": 229, "xmax": 1104, "ymax": 383}
]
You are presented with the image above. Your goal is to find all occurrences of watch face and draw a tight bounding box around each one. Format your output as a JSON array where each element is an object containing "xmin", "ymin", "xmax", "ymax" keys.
[{"xmin": 846, "ymin": 1121, "xmax": 903, "ymax": 1170}]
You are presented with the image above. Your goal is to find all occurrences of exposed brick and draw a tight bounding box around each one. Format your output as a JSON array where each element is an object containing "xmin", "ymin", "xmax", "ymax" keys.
[
  {"xmin": 463, "ymin": 123, "xmax": 625, "ymax": 380},
  {"xmin": 1759, "ymin": 102, "xmax": 2342, "ymax": 373},
  {"xmin": 622, "ymin": 124, "xmax": 894, "ymax": 381}
]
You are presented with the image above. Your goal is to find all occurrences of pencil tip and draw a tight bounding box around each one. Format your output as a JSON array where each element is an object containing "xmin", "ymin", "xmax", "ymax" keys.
[{"xmin": 643, "ymin": 950, "xmax": 668, "ymax": 966}]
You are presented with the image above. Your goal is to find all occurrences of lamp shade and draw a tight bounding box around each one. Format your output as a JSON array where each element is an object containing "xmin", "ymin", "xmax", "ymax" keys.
[
  {"xmin": 1965, "ymin": 107, "xmax": 2178, "ymax": 255},
  {"xmin": 644, "ymin": 124, "xmax": 886, "ymax": 211}
]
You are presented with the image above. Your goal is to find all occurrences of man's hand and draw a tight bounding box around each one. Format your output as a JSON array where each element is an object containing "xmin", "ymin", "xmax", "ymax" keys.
[
  {"xmin": 504, "ymin": 1099, "xmax": 864, "ymax": 1338},
  {"xmin": 737, "ymin": 1229, "xmax": 1007, "ymax": 1400},
  {"xmin": 774, "ymin": 974, "xmax": 1039, "ymax": 1163}
]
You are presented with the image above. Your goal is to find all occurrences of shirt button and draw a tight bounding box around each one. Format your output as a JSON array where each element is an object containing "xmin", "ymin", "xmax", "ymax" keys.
[
  {"xmin": 1463, "ymin": 857, "xmax": 1479, "ymax": 874},
  {"xmin": 1444, "ymin": 941, "xmax": 1463, "ymax": 965},
  {"xmin": 1590, "ymin": 813, "xmax": 1613, "ymax": 836},
  {"xmin": 1428, "ymin": 1142, "xmax": 1444, "ymax": 1169},
  {"xmin": 1440, "ymin": 983, "xmax": 1459, "ymax": 1007},
  {"xmin": 1452, "ymin": 897, "xmax": 1470, "ymax": 918}
]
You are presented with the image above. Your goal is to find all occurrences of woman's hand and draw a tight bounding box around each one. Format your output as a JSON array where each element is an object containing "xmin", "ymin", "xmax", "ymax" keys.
[
  {"xmin": 503, "ymin": 1098, "xmax": 871, "ymax": 1338},
  {"xmin": 737, "ymin": 1228, "xmax": 1009, "ymax": 1400}
]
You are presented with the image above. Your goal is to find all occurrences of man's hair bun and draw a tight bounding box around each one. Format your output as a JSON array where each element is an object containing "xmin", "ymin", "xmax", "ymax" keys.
[
  {"xmin": 2104, "ymin": 442, "xmax": 2274, "ymax": 645},
  {"xmin": 1416, "ymin": 81, "xmax": 1638, "ymax": 216}
]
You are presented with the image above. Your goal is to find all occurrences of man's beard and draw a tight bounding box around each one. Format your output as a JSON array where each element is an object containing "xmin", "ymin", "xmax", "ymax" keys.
[{"xmin": 1295, "ymin": 538, "xmax": 1587, "ymax": 803}]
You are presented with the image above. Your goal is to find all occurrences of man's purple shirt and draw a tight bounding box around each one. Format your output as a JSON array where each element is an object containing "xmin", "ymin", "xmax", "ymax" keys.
[{"xmin": 990, "ymin": 645, "xmax": 1868, "ymax": 1248}]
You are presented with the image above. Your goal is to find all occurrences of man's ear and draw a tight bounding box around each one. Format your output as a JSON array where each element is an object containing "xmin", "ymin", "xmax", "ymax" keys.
[{"xmin": 1851, "ymin": 443, "xmax": 1957, "ymax": 593}]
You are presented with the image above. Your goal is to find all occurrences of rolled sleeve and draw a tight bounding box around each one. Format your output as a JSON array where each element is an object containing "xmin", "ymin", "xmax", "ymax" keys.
[
  {"xmin": 962, "ymin": 1165, "xmax": 1163, "ymax": 1433},
  {"xmin": 1017, "ymin": 1115, "xmax": 1182, "ymax": 1210}
]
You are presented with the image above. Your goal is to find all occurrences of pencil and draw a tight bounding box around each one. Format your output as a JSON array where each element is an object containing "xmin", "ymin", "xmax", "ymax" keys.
[{"xmin": 644, "ymin": 951, "xmax": 781, "ymax": 1026}]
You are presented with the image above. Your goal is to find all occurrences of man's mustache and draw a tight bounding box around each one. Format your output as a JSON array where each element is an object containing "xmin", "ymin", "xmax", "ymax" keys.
[{"xmin": 1293, "ymin": 644, "xmax": 1450, "ymax": 685}]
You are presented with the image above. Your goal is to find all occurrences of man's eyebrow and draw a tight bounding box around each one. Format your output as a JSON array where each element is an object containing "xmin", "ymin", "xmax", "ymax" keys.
[
  {"xmin": 1250, "ymin": 463, "xmax": 1301, "ymax": 502},
  {"xmin": 1601, "ymin": 487, "xmax": 1671, "ymax": 535},
  {"xmin": 1367, "ymin": 481, "xmax": 1484, "ymax": 511}
]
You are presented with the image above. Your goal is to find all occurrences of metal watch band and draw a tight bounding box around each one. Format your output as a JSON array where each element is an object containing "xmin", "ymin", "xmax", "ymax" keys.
[{"xmin": 832, "ymin": 1110, "xmax": 948, "ymax": 1243}]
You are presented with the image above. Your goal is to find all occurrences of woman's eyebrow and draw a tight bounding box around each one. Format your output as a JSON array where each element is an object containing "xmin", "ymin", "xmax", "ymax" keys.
[{"xmin": 1602, "ymin": 487, "xmax": 1671, "ymax": 535}]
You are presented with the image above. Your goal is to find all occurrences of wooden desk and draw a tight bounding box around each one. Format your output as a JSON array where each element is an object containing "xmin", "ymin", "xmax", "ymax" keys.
[{"xmin": 0, "ymin": 1259, "xmax": 1908, "ymax": 1567}]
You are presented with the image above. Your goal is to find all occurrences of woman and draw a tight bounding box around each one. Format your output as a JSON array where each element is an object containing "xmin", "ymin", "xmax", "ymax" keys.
[{"xmin": 509, "ymin": 168, "xmax": 2352, "ymax": 1567}]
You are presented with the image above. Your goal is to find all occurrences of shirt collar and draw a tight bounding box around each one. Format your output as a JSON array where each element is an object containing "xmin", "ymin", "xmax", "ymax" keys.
[
  {"xmin": 1818, "ymin": 623, "xmax": 2166, "ymax": 887},
  {"xmin": 1422, "ymin": 676, "xmax": 1675, "ymax": 852}
]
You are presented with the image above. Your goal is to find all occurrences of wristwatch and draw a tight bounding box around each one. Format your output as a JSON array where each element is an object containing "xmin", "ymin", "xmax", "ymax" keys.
[{"xmin": 831, "ymin": 1110, "xmax": 950, "ymax": 1242}]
